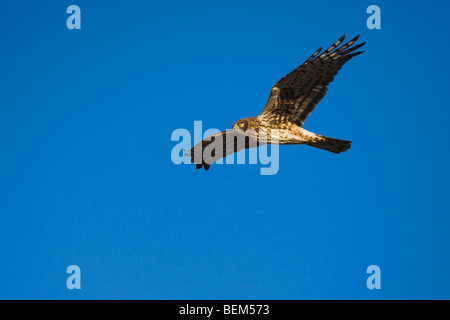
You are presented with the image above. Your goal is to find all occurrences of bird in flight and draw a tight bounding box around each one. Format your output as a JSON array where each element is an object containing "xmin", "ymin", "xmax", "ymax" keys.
[{"xmin": 187, "ymin": 34, "xmax": 365, "ymax": 170}]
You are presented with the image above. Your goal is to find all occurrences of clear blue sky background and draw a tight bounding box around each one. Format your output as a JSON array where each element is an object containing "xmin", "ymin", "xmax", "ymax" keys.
[{"xmin": 1, "ymin": 0, "xmax": 449, "ymax": 299}]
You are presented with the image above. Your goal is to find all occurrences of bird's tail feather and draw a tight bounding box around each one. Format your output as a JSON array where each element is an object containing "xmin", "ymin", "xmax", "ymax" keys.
[{"xmin": 306, "ymin": 135, "xmax": 352, "ymax": 154}]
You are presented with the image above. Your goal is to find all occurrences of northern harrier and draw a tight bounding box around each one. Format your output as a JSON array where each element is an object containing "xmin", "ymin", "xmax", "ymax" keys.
[{"xmin": 187, "ymin": 34, "xmax": 365, "ymax": 170}]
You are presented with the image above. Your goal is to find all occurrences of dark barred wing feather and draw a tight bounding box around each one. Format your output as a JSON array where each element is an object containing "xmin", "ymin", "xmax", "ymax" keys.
[
  {"xmin": 259, "ymin": 34, "xmax": 365, "ymax": 126},
  {"xmin": 186, "ymin": 130, "xmax": 260, "ymax": 170}
]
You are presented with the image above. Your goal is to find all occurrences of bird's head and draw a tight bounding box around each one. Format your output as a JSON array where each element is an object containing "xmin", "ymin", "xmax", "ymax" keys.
[{"xmin": 233, "ymin": 118, "xmax": 250, "ymax": 132}]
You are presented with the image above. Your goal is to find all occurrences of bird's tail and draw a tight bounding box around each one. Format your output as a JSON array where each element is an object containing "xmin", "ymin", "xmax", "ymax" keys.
[{"xmin": 305, "ymin": 134, "xmax": 352, "ymax": 154}]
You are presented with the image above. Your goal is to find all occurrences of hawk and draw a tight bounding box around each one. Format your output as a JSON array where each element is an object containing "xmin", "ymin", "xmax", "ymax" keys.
[{"xmin": 187, "ymin": 34, "xmax": 365, "ymax": 170}]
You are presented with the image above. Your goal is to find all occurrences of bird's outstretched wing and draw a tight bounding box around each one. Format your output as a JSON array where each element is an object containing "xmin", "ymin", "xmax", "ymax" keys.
[
  {"xmin": 186, "ymin": 130, "xmax": 260, "ymax": 170},
  {"xmin": 259, "ymin": 34, "xmax": 365, "ymax": 126}
]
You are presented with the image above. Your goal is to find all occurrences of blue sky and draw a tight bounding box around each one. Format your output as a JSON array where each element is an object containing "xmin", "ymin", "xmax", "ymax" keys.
[{"xmin": 0, "ymin": 0, "xmax": 449, "ymax": 299}]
